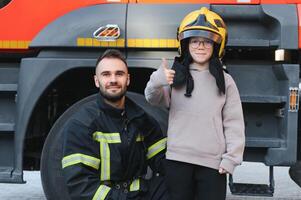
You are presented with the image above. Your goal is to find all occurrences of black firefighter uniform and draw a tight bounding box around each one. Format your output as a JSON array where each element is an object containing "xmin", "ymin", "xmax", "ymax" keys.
[{"xmin": 62, "ymin": 94, "xmax": 167, "ymax": 200}]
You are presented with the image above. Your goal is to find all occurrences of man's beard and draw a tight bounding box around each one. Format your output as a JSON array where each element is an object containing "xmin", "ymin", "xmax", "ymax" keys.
[{"xmin": 99, "ymin": 84, "xmax": 127, "ymax": 103}]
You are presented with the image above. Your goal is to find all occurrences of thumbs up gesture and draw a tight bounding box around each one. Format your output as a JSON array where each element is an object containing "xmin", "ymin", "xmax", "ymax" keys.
[{"xmin": 162, "ymin": 58, "xmax": 175, "ymax": 85}]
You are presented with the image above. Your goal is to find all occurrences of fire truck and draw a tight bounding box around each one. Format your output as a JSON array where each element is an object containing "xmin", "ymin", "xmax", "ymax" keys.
[{"xmin": 1, "ymin": 0, "xmax": 301, "ymax": 199}]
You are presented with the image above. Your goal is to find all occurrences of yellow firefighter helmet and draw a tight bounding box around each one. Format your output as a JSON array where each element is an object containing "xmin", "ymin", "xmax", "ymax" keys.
[{"xmin": 178, "ymin": 7, "xmax": 227, "ymax": 58}]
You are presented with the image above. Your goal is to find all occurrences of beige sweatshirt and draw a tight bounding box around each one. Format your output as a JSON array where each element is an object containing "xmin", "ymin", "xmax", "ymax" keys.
[{"xmin": 144, "ymin": 63, "xmax": 245, "ymax": 174}]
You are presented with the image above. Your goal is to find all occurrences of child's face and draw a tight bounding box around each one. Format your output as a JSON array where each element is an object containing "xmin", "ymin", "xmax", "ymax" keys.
[{"xmin": 189, "ymin": 37, "xmax": 213, "ymax": 65}]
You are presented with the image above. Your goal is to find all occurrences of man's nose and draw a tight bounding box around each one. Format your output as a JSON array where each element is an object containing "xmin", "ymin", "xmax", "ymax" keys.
[{"xmin": 109, "ymin": 75, "xmax": 117, "ymax": 83}]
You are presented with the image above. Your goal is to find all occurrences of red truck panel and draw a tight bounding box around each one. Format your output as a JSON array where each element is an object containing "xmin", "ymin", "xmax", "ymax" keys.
[
  {"xmin": 136, "ymin": 0, "xmax": 301, "ymax": 4},
  {"xmin": 0, "ymin": 0, "xmax": 127, "ymax": 49}
]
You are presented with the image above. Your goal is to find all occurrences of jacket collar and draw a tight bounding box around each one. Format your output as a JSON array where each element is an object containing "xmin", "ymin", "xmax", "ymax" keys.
[{"xmin": 97, "ymin": 93, "xmax": 145, "ymax": 120}]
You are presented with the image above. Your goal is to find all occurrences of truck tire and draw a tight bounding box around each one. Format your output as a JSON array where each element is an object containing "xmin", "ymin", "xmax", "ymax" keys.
[{"xmin": 40, "ymin": 92, "xmax": 168, "ymax": 200}]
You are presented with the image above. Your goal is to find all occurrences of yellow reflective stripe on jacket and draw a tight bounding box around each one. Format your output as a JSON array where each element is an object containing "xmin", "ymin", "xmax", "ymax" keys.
[
  {"xmin": 62, "ymin": 153, "xmax": 100, "ymax": 170},
  {"xmin": 92, "ymin": 185, "xmax": 111, "ymax": 200},
  {"xmin": 129, "ymin": 178, "xmax": 140, "ymax": 191},
  {"xmin": 136, "ymin": 134, "xmax": 144, "ymax": 142},
  {"xmin": 93, "ymin": 132, "xmax": 121, "ymax": 143},
  {"xmin": 100, "ymin": 141, "xmax": 111, "ymax": 181},
  {"xmin": 147, "ymin": 138, "xmax": 167, "ymax": 160},
  {"xmin": 93, "ymin": 132, "xmax": 122, "ymax": 181}
]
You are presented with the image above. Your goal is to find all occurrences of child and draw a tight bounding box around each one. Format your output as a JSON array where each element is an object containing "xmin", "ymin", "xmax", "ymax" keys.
[{"xmin": 144, "ymin": 7, "xmax": 245, "ymax": 200}]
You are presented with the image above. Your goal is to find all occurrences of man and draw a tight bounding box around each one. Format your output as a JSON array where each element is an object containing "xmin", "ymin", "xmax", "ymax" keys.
[{"xmin": 62, "ymin": 49, "xmax": 167, "ymax": 200}]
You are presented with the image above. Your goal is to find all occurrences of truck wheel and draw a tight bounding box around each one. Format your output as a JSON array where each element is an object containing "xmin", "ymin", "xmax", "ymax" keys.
[{"xmin": 40, "ymin": 92, "xmax": 168, "ymax": 200}]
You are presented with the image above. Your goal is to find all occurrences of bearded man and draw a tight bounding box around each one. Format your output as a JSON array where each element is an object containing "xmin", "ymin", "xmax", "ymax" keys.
[{"xmin": 62, "ymin": 49, "xmax": 168, "ymax": 200}]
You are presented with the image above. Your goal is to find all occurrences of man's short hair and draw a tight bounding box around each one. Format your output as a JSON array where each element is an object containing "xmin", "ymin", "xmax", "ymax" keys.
[{"xmin": 96, "ymin": 49, "xmax": 127, "ymax": 68}]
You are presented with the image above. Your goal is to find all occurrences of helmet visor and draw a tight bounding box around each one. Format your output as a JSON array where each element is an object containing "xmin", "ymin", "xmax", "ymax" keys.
[{"xmin": 178, "ymin": 29, "xmax": 221, "ymax": 44}]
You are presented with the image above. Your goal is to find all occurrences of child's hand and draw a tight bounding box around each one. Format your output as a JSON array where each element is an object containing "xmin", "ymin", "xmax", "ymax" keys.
[
  {"xmin": 219, "ymin": 167, "xmax": 229, "ymax": 174},
  {"xmin": 162, "ymin": 58, "xmax": 175, "ymax": 85}
]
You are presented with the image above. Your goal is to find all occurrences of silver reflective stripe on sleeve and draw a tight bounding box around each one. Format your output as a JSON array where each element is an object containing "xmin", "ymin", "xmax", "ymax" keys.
[
  {"xmin": 147, "ymin": 138, "xmax": 167, "ymax": 160},
  {"xmin": 92, "ymin": 185, "xmax": 111, "ymax": 200},
  {"xmin": 62, "ymin": 153, "xmax": 100, "ymax": 170}
]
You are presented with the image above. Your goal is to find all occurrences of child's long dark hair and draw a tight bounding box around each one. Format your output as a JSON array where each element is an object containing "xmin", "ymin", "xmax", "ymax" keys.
[{"xmin": 178, "ymin": 39, "xmax": 226, "ymax": 97}]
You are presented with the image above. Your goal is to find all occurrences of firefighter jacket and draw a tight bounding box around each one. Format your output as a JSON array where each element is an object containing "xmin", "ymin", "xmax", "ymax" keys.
[{"xmin": 62, "ymin": 94, "xmax": 167, "ymax": 200}]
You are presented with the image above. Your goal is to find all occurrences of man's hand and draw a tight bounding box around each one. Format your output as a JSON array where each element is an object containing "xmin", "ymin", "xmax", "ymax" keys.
[{"xmin": 162, "ymin": 58, "xmax": 175, "ymax": 85}]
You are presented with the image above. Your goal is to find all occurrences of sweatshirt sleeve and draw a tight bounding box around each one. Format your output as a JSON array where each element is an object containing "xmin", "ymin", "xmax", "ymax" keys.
[
  {"xmin": 62, "ymin": 119, "xmax": 127, "ymax": 200},
  {"xmin": 144, "ymin": 65, "xmax": 171, "ymax": 108},
  {"xmin": 220, "ymin": 75, "xmax": 245, "ymax": 174}
]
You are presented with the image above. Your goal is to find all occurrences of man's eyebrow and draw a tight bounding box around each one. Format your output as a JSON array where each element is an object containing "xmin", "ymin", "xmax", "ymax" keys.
[
  {"xmin": 116, "ymin": 70, "xmax": 126, "ymax": 74},
  {"xmin": 100, "ymin": 70, "xmax": 126, "ymax": 74},
  {"xmin": 100, "ymin": 71, "xmax": 110, "ymax": 74}
]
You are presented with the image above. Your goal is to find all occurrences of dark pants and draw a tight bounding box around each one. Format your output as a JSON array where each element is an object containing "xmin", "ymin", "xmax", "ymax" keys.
[
  {"xmin": 113, "ymin": 175, "xmax": 169, "ymax": 200},
  {"xmin": 141, "ymin": 175, "xmax": 169, "ymax": 200},
  {"xmin": 165, "ymin": 159, "xmax": 226, "ymax": 200}
]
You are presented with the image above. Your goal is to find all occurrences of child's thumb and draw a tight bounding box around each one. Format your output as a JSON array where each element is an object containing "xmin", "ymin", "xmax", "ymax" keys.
[{"xmin": 161, "ymin": 58, "xmax": 169, "ymax": 69}]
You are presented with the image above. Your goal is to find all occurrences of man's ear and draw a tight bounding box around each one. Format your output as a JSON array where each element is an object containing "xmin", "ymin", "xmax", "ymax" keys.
[
  {"xmin": 94, "ymin": 75, "xmax": 100, "ymax": 88},
  {"xmin": 127, "ymin": 74, "xmax": 130, "ymax": 86}
]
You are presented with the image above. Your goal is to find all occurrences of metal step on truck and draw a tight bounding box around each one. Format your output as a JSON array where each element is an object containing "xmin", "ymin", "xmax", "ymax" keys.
[{"xmin": 0, "ymin": 0, "xmax": 301, "ymax": 199}]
